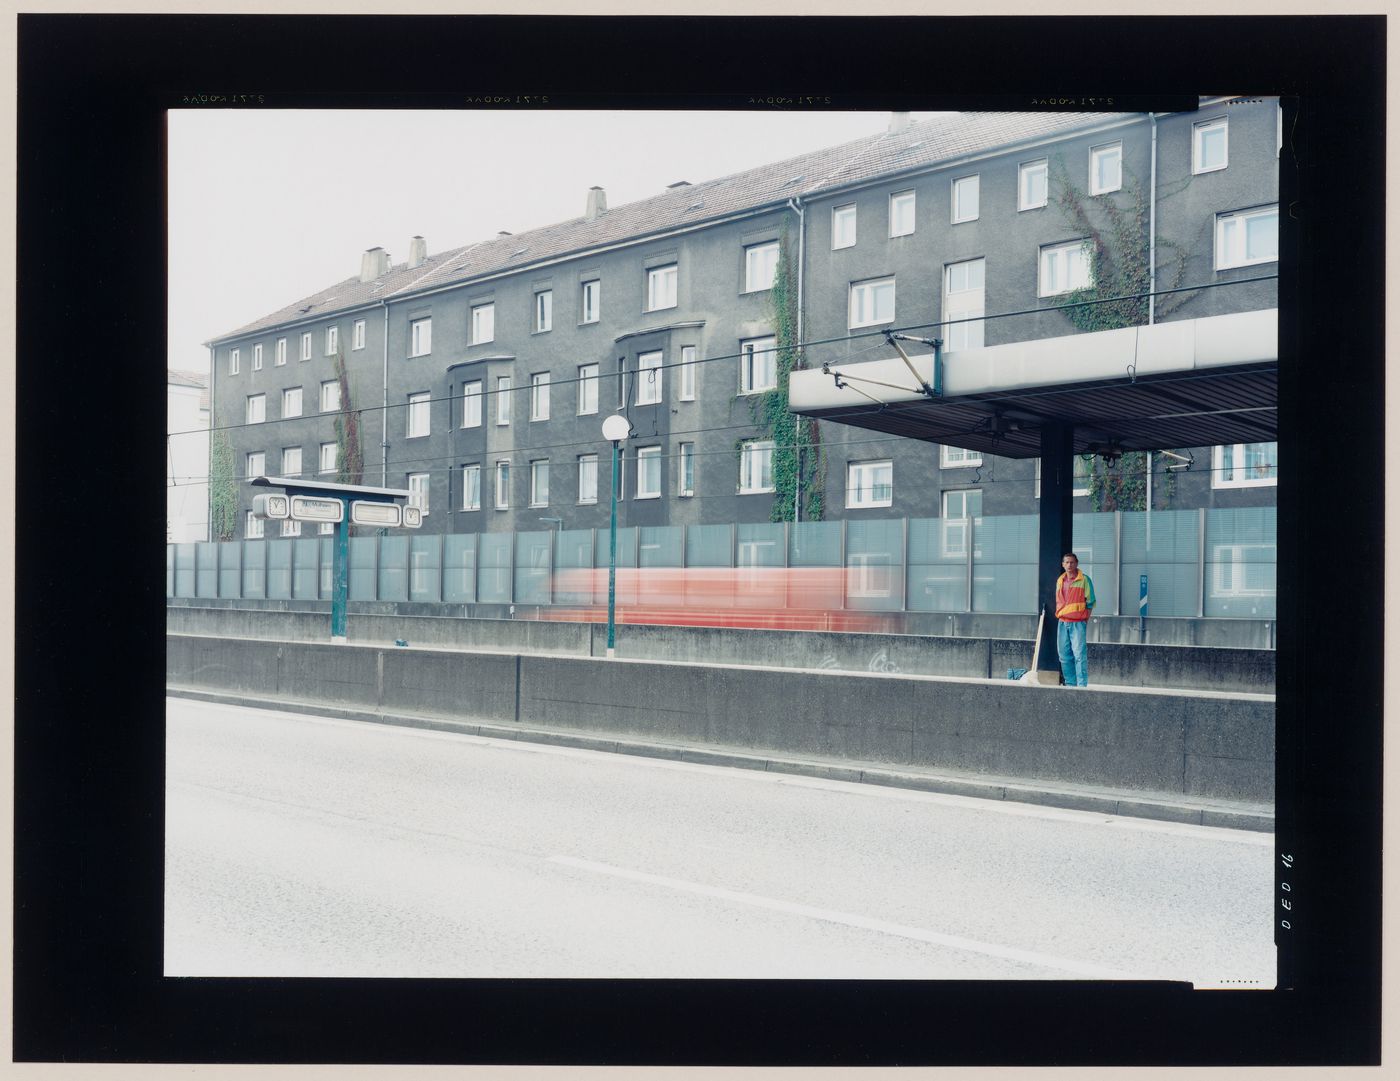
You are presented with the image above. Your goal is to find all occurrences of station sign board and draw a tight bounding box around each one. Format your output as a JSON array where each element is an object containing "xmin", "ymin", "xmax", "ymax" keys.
[
  {"xmin": 350, "ymin": 500, "xmax": 402, "ymax": 527},
  {"xmin": 251, "ymin": 493, "xmax": 290, "ymax": 520},
  {"xmin": 289, "ymin": 495, "xmax": 344, "ymax": 523}
]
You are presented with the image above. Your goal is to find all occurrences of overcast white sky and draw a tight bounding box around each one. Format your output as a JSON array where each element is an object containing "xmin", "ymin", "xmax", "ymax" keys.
[{"xmin": 168, "ymin": 110, "xmax": 931, "ymax": 375}]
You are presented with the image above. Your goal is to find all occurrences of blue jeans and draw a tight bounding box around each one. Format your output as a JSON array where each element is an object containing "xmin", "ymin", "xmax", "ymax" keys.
[{"xmin": 1057, "ymin": 620, "xmax": 1088, "ymax": 686}]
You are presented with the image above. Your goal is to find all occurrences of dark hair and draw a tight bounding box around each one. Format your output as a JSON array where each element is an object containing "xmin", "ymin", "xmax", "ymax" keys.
[{"xmin": 1062, "ymin": 552, "xmax": 1079, "ymax": 562}]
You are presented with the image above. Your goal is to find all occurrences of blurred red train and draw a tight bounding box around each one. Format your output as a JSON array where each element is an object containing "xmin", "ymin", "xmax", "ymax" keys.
[{"xmin": 537, "ymin": 566, "xmax": 902, "ymax": 633}]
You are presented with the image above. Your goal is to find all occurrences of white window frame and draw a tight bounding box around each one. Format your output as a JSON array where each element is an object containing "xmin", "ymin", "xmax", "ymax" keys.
[
  {"xmin": 529, "ymin": 460, "xmax": 549, "ymax": 507},
  {"xmin": 325, "ymin": 325, "xmax": 339, "ymax": 355},
  {"xmin": 1036, "ymin": 457, "xmax": 1091, "ymax": 498},
  {"xmin": 407, "ymin": 473, "xmax": 430, "ymax": 515},
  {"xmin": 319, "ymin": 442, "xmax": 337, "ymax": 475},
  {"xmin": 245, "ymin": 394, "xmax": 265, "ymax": 424},
  {"xmin": 409, "ymin": 317, "xmax": 432, "ymax": 358},
  {"xmin": 944, "ymin": 258, "xmax": 986, "ymax": 351},
  {"xmin": 496, "ymin": 376, "xmax": 511, "ymax": 425},
  {"xmin": 494, "ymin": 460, "xmax": 510, "ymax": 510},
  {"xmin": 251, "ymin": 344, "xmax": 263, "ymax": 371},
  {"xmin": 282, "ymin": 387, "xmax": 302, "ymax": 418},
  {"xmin": 535, "ymin": 290, "xmax": 553, "ymax": 333},
  {"xmin": 1019, "ymin": 159, "xmax": 1049, "ymax": 211},
  {"xmin": 530, "ymin": 372, "xmax": 551, "ymax": 421},
  {"xmin": 739, "ymin": 440, "xmax": 775, "ymax": 494},
  {"xmin": 581, "ymin": 279, "xmax": 600, "ymax": 324},
  {"xmin": 1193, "ymin": 116, "xmax": 1229, "ymax": 174},
  {"xmin": 1212, "ymin": 543, "xmax": 1276, "ymax": 598},
  {"xmin": 889, "ymin": 190, "xmax": 915, "ymax": 238},
  {"xmin": 678, "ymin": 442, "xmax": 695, "ymax": 496},
  {"xmin": 1212, "ymin": 442, "xmax": 1278, "ymax": 489},
  {"xmin": 275, "ymin": 338, "xmax": 287, "ymax": 366},
  {"xmin": 461, "ymin": 464, "xmax": 482, "ymax": 511},
  {"xmin": 1039, "ymin": 239, "xmax": 1093, "ymax": 297},
  {"xmin": 245, "ymin": 451, "xmax": 265, "ymax": 480},
  {"xmin": 300, "ymin": 332, "xmax": 312, "ymax": 361},
  {"xmin": 320, "ymin": 379, "xmax": 341, "ymax": 413},
  {"xmin": 353, "ymin": 319, "xmax": 366, "ymax": 350},
  {"xmin": 281, "ymin": 519, "xmax": 301, "ymax": 537},
  {"xmin": 646, "ymin": 263, "xmax": 678, "ymax": 312},
  {"xmin": 678, "ymin": 345, "xmax": 696, "ymax": 401},
  {"xmin": 318, "ymin": 523, "xmax": 334, "ymax": 536},
  {"xmin": 941, "ymin": 488, "xmax": 983, "ymax": 558},
  {"xmin": 636, "ymin": 446, "xmax": 661, "ymax": 499},
  {"xmin": 744, "ymin": 241, "xmax": 779, "ymax": 293},
  {"xmin": 461, "ymin": 380, "xmax": 482, "ymax": 428},
  {"xmin": 281, "ymin": 446, "xmax": 302, "ymax": 477},
  {"xmin": 941, "ymin": 444, "xmax": 982, "ymax": 468},
  {"xmin": 471, "ymin": 303, "xmax": 495, "ymax": 345},
  {"xmin": 577, "ymin": 363, "xmax": 599, "ymax": 415},
  {"xmin": 739, "ymin": 336, "xmax": 778, "ymax": 394},
  {"xmin": 406, "ymin": 391, "xmax": 430, "ymax": 438},
  {"xmin": 832, "ymin": 203, "xmax": 856, "ymax": 249},
  {"xmin": 577, "ymin": 454, "xmax": 598, "ymax": 505},
  {"xmin": 637, "ymin": 351, "xmax": 663, "ymax": 405},
  {"xmin": 951, "ymin": 174, "xmax": 980, "ymax": 223},
  {"xmin": 846, "ymin": 460, "xmax": 893, "ymax": 509},
  {"xmin": 229, "ymin": 348, "xmax": 240, "ymax": 375},
  {"xmin": 1090, "ymin": 142, "xmax": 1123, "ymax": 195},
  {"xmin": 848, "ymin": 277, "xmax": 896, "ymax": 329},
  {"xmin": 245, "ymin": 512, "xmax": 264, "ymax": 539},
  {"xmin": 1215, "ymin": 205, "xmax": 1279, "ymax": 270}
]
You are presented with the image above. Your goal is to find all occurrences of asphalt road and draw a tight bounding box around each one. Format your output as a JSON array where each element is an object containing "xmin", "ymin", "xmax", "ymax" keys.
[{"xmin": 165, "ymin": 697, "xmax": 1275, "ymax": 985}]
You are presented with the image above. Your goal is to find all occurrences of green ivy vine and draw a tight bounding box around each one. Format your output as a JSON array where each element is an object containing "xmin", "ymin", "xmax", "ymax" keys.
[
  {"xmin": 208, "ymin": 424, "xmax": 238, "ymax": 541},
  {"xmin": 1087, "ymin": 451, "xmax": 1178, "ymax": 512}
]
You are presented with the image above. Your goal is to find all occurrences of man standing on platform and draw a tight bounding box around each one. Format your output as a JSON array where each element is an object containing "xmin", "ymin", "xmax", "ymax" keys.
[{"xmin": 1055, "ymin": 552, "xmax": 1096, "ymax": 687}]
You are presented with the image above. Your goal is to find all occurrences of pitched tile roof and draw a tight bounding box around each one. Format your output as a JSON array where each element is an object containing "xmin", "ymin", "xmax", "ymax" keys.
[{"xmin": 211, "ymin": 110, "xmax": 1127, "ymax": 345}]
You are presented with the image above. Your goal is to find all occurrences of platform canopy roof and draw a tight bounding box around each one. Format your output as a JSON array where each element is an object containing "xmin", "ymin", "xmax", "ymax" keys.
[{"xmin": 788, "ymin": 309, "xmax": 1278, "ymax": 459}]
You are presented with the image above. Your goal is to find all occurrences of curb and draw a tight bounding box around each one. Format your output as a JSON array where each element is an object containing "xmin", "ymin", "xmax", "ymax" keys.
[{"xmin": 166, "ymin": 686, "xmax": 1275, "ymax": 833}]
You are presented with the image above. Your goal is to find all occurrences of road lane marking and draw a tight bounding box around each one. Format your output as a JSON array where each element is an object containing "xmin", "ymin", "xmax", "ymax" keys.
[{"xmin": 548, "ymin": 855, "xmax": 1143, "ymax": 981}]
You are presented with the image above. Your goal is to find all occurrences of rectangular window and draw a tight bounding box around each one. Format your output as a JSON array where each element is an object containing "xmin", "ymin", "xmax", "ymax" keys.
[
  {"xmin": 530, "ymin": 372, "xmax": 551, "ymax": 421},
  {"xmin": 581, "ymin": 279, "xmax": 600, "ymax": 324},
  {"xmin": 461, "ymin": 380, "xmax": 482, "ymax": 428},
  {"xmin": 577, "ymin": 454, "xmax": 598, "ymax": 505},
  {"xmin": 889, "ymin": 190, "xmax": 915, "ymax": 237},
  {"xmin": 678, "ymin": 442, "xmax": 695, "ymax": 496},
  {"xmin": 246, "ymin": 451, "xmax": 265, "ymax": 480},
  {"xmin": 319, "ymin": 442, "xmax": 337, "ymax": 474},
  {"xmin": 577, "ymin": 363, "xmax": 599, "ymax": 415},
  {"xmin": 941, "ymin": 444, "xmax": 983, "ymax": 468},
  {"xmin": 281, "ymin": 519, "xmax": 301, "ymax": 537},
  {"xmin": 496, "ymin": 376, "xmax": 511, "ymax": 425},
  {"xmin": 281, "ymin": 446, "xmax": 302, "ymax": 477},
  {"xmin": 1215, "ymin": 205, "xmax": 1279, "ymax": 269},
  {"xmin": 461, "ymin": 464, "xmax": 481, "ymax": 511},
  {"xmin": 229, "ymin": 348, "xmax": 240, "ymax": 375},
  {"xmin": 941, "ymin": 488, "xmax": 983, "ymax": 557},
  {"xmin": 282, "ymin": 387, "xmax": 302, "ymax": 418},
  {"xmin": 849, "ymin": 277, "xmax": 896, "ymax": 328},
  {"xmin": 471, "ymin": 303, "xmax": 495, "ymax": 345},
  {"xmin": 739, "ymin": 440, "xmax": 775, "ymax": 493},
  {"xmin": 1090, "ymin": 142, "xmax": 1122, "ymax": 195},
  {"xmin": 246, "ymin": 512, "xmax": 264, "ymax": 539},
  {"xmin": 407, "ymin": 391, "xmax": 431, "ymax": 437},
  {"xmin": 320, "ymin": 379, "xmax": 341, "ymax": 412},
  {"xmin": 637, "ymin": 351, "xmax": 663, "ymax": 405},
  {"xmin": 636, "ymin": 447, "xmax": 661, "ymax": 499},
  {"xmin": 275, "ymin": 338, "xmax": 287, "ymax": 366},
  {"xmin": 952, "ymin": 175, "xmax": 980, "ymax": 223},
  {"xmin": 1019, "ymin": 159, "xmax": 1048, "ymax": 210},
  {"xmin": 301, "ymin": 332, "xmax": 312, "ymax": 361},
  {"xmin": 740, "ymin": 336, "xmax": 777, "ymax": 394},
  {"xmin": 744, "ymin": 241, "xmax": 779, "ymax": 293},
  {"xmin": 646, "ymin": 264, "xmax": 677, "ymax": 311},
  {"xmin": 1213, "ymin": 442, "xmax": 1278, "ymax": 488},
  {"xmin": 530, "ymin": 460, "xmax": 550, "ymax": 507},
  {"xmin": 1194, "ymin": 117, "xmax": 1228, "ymax": 173},
  {"xmin": 847, "ymin": 460, "xmax": 893, "ymax": 508},
  {"xmin": 494, "ymin": 461, "xmax": 510, "ymax": 509},
  {"xmin": 353, "ymin": 320, "xmax": 366, "ymax": 350},
  {"xmin": 318, "ymin": 523, "xmax": 334, "ymax": 536},
  {"xmin": 252, "ymin": 344, "xmax": 263, "ymax": 371},
  {"xmin": 326, "ymin": 325, "xmax": 339, "ymax": 355},
  {"xmin": 679, "ymin": 345, "xmax": 696, "ymax": 401},
  {"xmin": 1039, "ymin": 240, "xmax": 1093, "ymax": 297},
  {"xmin": 832, "ymin": 203, "xmax": 856, "ymax": 249},
  {"xmin": 944, "ymin": 258, "xmax": 986, "ymax": 350},
  {"xmin": 1213, "ymin": 543, "xmax": 1276, "ymax": 598},
  {"xmin": 1036, "ymin": 457, "xmax": 1090, "ymax": 499},
  {"xmin": 410, "ymin": 317, "xmax": 432, "ymax": 357},
  {"xmin": 246, "ymin": 394, "xmax": 265, "ymax": 424},
  {"xmin": 535, "ymin": 290, "xmax": 552, "ymax": 332},
  {"xmin": 408, "ymin": 473, "xmax": 429, "ymax": 515}
]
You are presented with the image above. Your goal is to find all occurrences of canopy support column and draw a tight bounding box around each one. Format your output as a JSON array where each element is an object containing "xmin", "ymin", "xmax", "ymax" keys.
[{"xmin": 1036, "ymin": 422, "xmax": 1074, "ymax": 675}]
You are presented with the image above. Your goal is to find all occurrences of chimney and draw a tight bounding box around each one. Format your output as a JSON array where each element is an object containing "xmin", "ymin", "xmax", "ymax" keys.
[
  {"xmin": 359, "ymin": 246, "xmax": 390, "ymax": 282},
  {"xmin": 666, "ymin": 180, "xmax": 691, "ymax": 189},
  {"xmin": 887, "ymin": 111, "xmax": 911, "ymax": 135},
  {"xmin": 585, "ymin": 186, "xmax": 607, "ymax": 221},
  {"xmin": 408, "ymin": 236, "xmax": 427, "ymax": 269}
]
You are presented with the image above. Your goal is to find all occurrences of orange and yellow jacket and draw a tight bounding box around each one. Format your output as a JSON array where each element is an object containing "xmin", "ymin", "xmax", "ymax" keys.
[{"xmin": 1055, "ymin": 571, "xmax": 1096, "ymax": 622}]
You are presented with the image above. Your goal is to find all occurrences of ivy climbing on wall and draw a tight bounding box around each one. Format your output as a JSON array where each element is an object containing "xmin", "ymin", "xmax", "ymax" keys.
[
  {"xmin": 332, "ymin": 350, "xmax": 364, "ymax": 487},
  {"xmin": 208, "ymin": 425, "xmax": 238, "ymax": 541},
  {"xmin": 1086, "ymin": 451, "xmax": 1179, "ymax": 512}
]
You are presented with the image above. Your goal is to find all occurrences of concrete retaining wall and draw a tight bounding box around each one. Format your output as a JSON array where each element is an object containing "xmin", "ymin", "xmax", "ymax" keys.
[
  {"xmin": 166, "ymin": 605, "xmax": 1275, "ymax": 694},
  {"xmin": 167, "ymin": 634, "xmax": 1274, "ymax": 804}
]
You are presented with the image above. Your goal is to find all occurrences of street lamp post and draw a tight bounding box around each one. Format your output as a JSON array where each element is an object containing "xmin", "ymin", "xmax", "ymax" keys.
[{"xmin": 601, "ymin": 414, "xmax": 630, "ymax": 659}]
